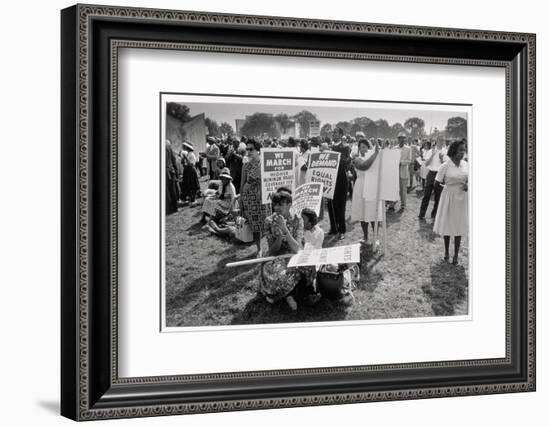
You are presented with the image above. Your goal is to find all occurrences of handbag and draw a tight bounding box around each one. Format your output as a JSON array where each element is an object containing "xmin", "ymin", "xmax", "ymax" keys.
[
  {"xmin": 316, "ymin": 265, "xmax": 345, "ymax": 299},
  {"xmin": 234, "ymin": 216, "xmax": 253, "ymax": 243},
  {"xmin": 316, "ymin": 264, "xmax": 359, "ymax": 300}
]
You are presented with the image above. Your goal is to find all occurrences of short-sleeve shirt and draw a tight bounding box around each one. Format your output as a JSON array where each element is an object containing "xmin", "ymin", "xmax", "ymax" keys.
[
  {"xmin": 304, "ymin": 225, "xmax": 324, "ymax": 250},
  {"xmin": 435, "ymin": 159, "xmax": 468, "ymax": 186}
]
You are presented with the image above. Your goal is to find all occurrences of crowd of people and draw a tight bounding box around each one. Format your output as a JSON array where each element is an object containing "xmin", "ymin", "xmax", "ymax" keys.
[{"xmin": 166, "ymin": 131, "xmax": 469, "ymax": 310}]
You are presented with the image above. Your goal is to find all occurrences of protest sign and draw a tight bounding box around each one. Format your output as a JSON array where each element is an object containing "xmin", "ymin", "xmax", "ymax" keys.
[
  {"xmin": 293, "ymin": 182, "xmax": 323, "ymax": 216},
  {"xmin": 260, "ymin": 148, "xmax": 296, "ymax": 204},
  {"xmin": 308, "ymin": 120, "xmax": 321, "ymax": 137},
  {"xmin": 287, "ymin": 244, "xmax": 360, "ymax": 268},
  {"xmin": 362, "ymin": 148, "xmax": 401, "ymax": 201},
  {"xmin": 305, "ymin": 151, "xmax": 341, "ymax": 199}
]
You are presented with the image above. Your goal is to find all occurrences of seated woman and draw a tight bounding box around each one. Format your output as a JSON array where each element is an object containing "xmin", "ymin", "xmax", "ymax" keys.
[
  {"xmin": 261, "ymin": 192, "xmax": 314, "ymax": 311},
  {"xmin": 200, "ymin": 167, "xmax": 236, "ymax": 234}
]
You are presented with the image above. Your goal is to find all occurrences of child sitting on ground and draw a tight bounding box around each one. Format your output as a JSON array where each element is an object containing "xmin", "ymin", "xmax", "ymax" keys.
[{"xmin": 301, "ymin": 208, "xmax": 324, "ymax": 250}]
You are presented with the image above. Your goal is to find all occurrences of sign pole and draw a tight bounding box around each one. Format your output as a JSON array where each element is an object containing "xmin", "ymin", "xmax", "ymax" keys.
[{"xmin": 373, "ymin": 148, "xmax": 386, "ymax": 255}]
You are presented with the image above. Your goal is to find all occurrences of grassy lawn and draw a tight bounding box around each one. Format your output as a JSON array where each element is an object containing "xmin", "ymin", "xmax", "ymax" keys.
[{"xmin": 165, "ymin": 183, "xmax": 469, "ymax": 327}]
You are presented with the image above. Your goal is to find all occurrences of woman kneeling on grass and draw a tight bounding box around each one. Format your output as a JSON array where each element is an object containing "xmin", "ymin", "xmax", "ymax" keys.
[
  {"xmin": 433, "ymin": 139, "xmax": 468, "ymax": 265},
  {"xmin": 261, "ymin": 192, "xmax": 314, "ymax": 311}
]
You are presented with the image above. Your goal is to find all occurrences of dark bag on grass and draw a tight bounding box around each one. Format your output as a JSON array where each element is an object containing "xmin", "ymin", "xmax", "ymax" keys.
[{"xmin": 316, "ymin": 265, "xmax": 345, "ymax": 300}]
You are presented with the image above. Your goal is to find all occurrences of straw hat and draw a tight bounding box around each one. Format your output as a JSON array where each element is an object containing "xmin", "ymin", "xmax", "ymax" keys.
[{"xmin": 219, "ymin": 167, "xmax": 233, "ymax": 180}]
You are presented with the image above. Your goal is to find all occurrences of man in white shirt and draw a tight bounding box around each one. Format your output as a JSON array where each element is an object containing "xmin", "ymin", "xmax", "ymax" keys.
[
  {"xmin": 418, "ymin": 138, "xmax": 447, "ymax": 219},
  {"xmin": 389, "ymin": 133, "xmax": 411, "ymax": 212}
]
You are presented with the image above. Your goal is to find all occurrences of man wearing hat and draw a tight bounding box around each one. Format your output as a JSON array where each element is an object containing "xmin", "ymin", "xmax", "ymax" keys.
[{"xmin": 206, "ymin": 136, "xmax": 220, "ymax": 180}]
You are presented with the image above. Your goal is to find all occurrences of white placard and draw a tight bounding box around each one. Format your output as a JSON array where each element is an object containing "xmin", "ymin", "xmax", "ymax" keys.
[
  {"xmin": 305, "ymin": 151, "xmax": 341, "ymax": 199},
  {"xmin": 287, "ymin": 244, "xmax": 360, "ymax": 268},
  {"xmin": 260, "ymin": 148, "xmax": 296, "ymax": 204},
  {"xmin": 293, "ymin": 182, "xmax": 323, "ymax": 215},
  {"xmin": 362, "ymin": 149, "xmax": 401, "ymax": 201}
]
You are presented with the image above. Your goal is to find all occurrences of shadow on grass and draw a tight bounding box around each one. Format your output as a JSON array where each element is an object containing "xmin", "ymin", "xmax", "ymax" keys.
[
  {"xmin": 167, "ymin": 254, "xmax": 259, "ymax": 312},
  {"xmin": 422, "ymin": 259, "xmax": 468, "ymax": 316},
  {"xmin": 416, "ymin": 219, "xmax": 436, "ymax": 242},
  {"xmin": 357, "ymin": 245, "xmax": 384, "ymax": 291},
  {"xmin": 231, "ymin": 292, "xmax": 349, "ymax": 325}
]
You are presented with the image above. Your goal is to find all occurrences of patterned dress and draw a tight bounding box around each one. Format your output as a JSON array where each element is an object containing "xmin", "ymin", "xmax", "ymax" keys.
[
  {"xmin": 240, "ymin": 158, "xmax": 271, "ymax": 232},
  {"xmin": 261, "ymin": 213, "xmax": 314, "ymax": 302}
]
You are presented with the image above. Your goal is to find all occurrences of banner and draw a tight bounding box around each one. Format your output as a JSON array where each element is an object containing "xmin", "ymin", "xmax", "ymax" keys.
[
  {"xmin": 308, "ymin": 120, "xmax": 321, "ymax": 137},
  {"xmin": 362, "ymin": 149, "xmax": 401, "ymax": 201},
  {"xmin": 260, "ymin": 148, "xmax": 296, "ymax": 204},
  {"xmin": 305, "ymin": 151, "xmax": 341, "ymax": 199},
  {"xmin": 287, "ymin": 244, "xmax": 360, "ymax": 268},
  {"xmin": 293, "ymin": 182, "xmax": 323, "ymax": 216}
]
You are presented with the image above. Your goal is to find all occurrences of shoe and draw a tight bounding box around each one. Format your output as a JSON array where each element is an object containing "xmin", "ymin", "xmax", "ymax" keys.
[
  {"xmin": 418, "ymin": 215, "xmax": 425, "ymax": 220},
  {"xmin": 452, "ymin": 255, "xmax": 459, "ymax": 265},
  {"xmin": 305, "ymin": 294, "xmax": 322, "ymax": 306},
  {"xmin": 444, "ymin": 255, "xmax": 449, "ymax": 262},
  {"xmin": 338, "ymin": 233, "xmax": 345, "ymax": 240},
  {"xmin": 266, "ymin": 296, "xmax": 275, "ymax": 304},
  {"xmin": 286, "ymin": 295, "xmax": 298, "ymax": 311},
  {"xmin": 328, "ymin": 230, "xmax": 337, "ymax": 235}
]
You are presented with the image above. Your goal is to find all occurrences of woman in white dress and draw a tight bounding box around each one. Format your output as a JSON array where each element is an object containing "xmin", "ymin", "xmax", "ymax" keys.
[
  {"xmin": 351, "ymin": 139, "xmax": 381, "ymax": 244},
  {"xmin": 433, "ymin": 140, "xmax": 468, "ymax": 265}
]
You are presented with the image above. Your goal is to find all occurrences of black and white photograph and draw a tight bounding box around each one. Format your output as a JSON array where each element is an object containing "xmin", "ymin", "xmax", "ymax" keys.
[{"xmin": 162, "ymin": 93, "xmax": 471, "ymax": 329}]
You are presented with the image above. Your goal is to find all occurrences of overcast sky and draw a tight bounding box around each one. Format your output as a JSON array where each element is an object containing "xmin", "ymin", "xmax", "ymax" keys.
[{"xmin": 183, "ymin": 101, "xmax": 468, "ymax": 133}]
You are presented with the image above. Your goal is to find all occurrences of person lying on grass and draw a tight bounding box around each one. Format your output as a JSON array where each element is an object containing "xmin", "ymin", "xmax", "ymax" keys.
[{"xmin": 260, "ymin": 192, "xmax": 315, "ymax": 311}]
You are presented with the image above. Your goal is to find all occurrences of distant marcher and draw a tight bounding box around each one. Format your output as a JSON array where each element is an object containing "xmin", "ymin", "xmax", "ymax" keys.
[
  {"xmin": 165, "ymin": 140, "xmax": 179, "ymax": 215},
  {"xmin": 409, "ymin": 139, "xmax": 421, "ymax": 189},
  {"xmin": 433, "ymin": 140, "xmax": 469, "ymax": 264},
  {"xmin": 225, "ymin": 139, "xmax": 244, "ymax": 194},
  {"xmin": 206, "ymin": 138, "xmax": 220, "ymax": 180},
  {"xmin": 297, "ymin": 139, "xmax": 310, "ymax": 186},
  {"xmin": 395, "ymin": 133, "xmax": 411, "ymax": 211},
  {"xmin": 240, "ymin": 139, "xmax": 271, "ymax": 254},
  {"xmin": 180, "ymin": 153, "xmax": 200, "ymax": 206},
  {"xmin": 419, "ymin": 140, "xmax": 432, "ymax": 188},
  {"xmin": 351, "ymin": 139, "xmax": 382, "ymax": 244},
  {"xmin": 418, "ymin": 138, "xmax": 447, "ymax": 219}
]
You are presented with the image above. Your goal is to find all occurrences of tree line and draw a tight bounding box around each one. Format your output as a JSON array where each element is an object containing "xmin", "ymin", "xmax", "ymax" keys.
[{"xmin": 167, "ymin": 102, "xmax": 468, "ymax": 141}]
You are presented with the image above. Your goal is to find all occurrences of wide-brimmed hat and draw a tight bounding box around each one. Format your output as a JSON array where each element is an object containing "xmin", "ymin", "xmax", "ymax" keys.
[
  {"xmin": 219, "ymin": 167, "xmax": 233, "ymax": 180},
  {"xmin": 397, "ymin": 132, "xmax": 407, "ymax": 138},
  {"xmin": 182, "ymin": 141, "xmax": 194, "ymax": 151}
]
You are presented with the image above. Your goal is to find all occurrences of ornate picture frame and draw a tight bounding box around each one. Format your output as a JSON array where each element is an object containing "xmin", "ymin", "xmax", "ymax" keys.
[{"xmin": 61, "ymin": 4, "xmax": 535, "ymax": 421}]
